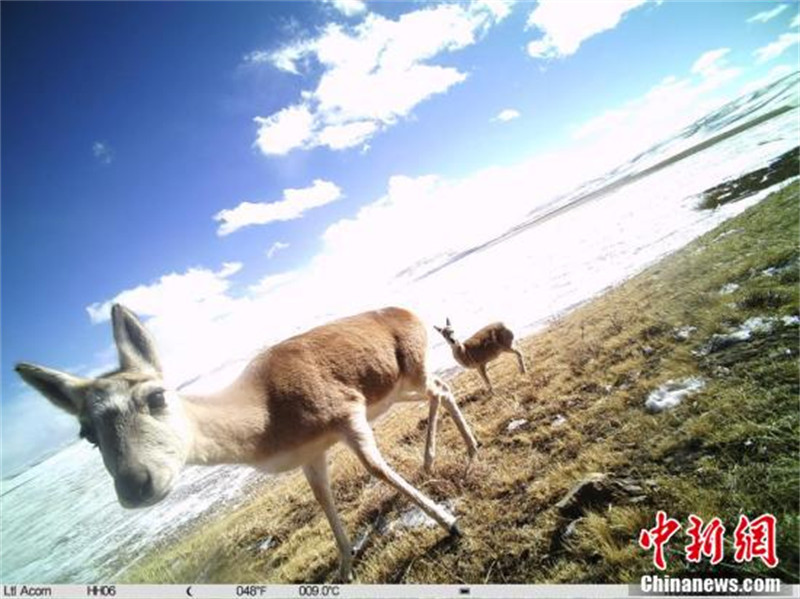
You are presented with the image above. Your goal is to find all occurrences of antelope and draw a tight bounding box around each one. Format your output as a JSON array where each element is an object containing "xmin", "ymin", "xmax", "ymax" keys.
[
  {"xmin": 434, "ymin": 318, "xmax": 526, "ymax": 393},
  {"xmin": 15, "ymin": 305, "xmax": 479, "ymax": 582}
]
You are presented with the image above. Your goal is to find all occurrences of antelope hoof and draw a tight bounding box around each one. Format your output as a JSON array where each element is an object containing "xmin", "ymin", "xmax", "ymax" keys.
[{"xmin": 337, "ymin": 563, "xmax": 354, "ymax": 583}]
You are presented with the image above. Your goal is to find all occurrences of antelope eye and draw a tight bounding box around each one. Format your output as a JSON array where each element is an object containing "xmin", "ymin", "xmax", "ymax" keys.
[
  {"xmin": 147, "ymin": 390, "xmax": 167, "ymax": 411},
  {"xmin": 79, "ymin": 424, "xmax": 99, "ymax": 448}
]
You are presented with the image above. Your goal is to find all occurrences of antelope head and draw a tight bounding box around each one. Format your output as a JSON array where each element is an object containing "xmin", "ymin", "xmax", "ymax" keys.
[
  {"xmin": 434, "ymin": 317, "xmax": 456, "ymax": 346},
  {"xmin": 15, "ymin": 305, "xmax": 191, "ymax": 508}
]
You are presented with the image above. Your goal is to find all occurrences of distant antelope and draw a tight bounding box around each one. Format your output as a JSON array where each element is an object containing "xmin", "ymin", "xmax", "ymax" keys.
[
  {"xmin": 16, "ymin": 305, "xmax": 478, "ymax": 582},
  {"xmin": 435, "ymin": 318, "xmax": 526, "ymax": 393}
]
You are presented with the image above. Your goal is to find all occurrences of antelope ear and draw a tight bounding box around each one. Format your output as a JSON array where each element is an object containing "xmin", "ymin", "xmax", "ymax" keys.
[
  {"xmin": 111, "ymin": 304, "xmax": 162, "ymax": 373},
  {"xmin": 15, "ymin": 362, "xmax": 87, "ymax": 415},
  {"xmin": 434, "ymin": 325, "xmax": 443, "ymax": 334},
  {"xmin": 446, "ymin": 317, "xmax": 451, "ymax": 327}
]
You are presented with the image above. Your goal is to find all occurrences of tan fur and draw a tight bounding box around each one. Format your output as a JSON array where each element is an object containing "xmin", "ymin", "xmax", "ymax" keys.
[
  {"xmin": 452, "ymin": 322, "xmax": 514, "ymax": 368},
  {"xmin": 435, "ymin": 319, "xmax": 527, "ymax": 392},
  {"xmin": 179, "ymin": 308, "xmax": 428, "ymax": 464},
  {"xmin": 16, "ymin": 305, "xmax": 478, "ymax": 581}
]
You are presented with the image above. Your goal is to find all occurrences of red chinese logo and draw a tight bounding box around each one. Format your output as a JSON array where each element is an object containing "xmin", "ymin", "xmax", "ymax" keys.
[
  {"xmin": 639, "ymin": 512, "xmax": 779, "ymax": 570},
  {"xmin": 639, "ymin": 510, "xmax": 682, "ymax": 570},
  {"xmin": 685, "ymin": 514, "xmax": 725, "ymax": 565},
  {"xmin": 733, "ymin": 514, "xmax": 779, "ymax": 568}
]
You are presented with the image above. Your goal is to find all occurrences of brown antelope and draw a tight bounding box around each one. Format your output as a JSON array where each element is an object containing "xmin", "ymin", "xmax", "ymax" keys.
[
  {"xmin": 15, "ymin": 305, "xmax": 479, "ymax": 582},
  {"xmin": 434, "ymin": 318, "xmax": 526, "ymax": 393}
]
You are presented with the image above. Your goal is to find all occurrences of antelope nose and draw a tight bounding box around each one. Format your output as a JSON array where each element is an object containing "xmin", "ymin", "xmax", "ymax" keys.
[{"xmin": 115, "ymin": 466, "xmax": 155, "ymax": 508}]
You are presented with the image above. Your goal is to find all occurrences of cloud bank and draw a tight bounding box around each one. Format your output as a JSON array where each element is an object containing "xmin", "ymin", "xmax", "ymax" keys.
[
  {"xmin": 252, "ymin": 2, "xmax": 510, "ymax": 155},
  {"xmin": 572, "ymin": 46, "xmax": 742, "ymax": 163},
  {"xmin": 86, "ymin": 262, "xmax": 243, "ymax": 325},
  {"xmin": 754, "ymin": 32, "xmax": 800, "ymax": 64},
  {"xmin": 747, "ymin": 5, "xmax": 788, "ymax": 24},
  {"xmin": 215, "ymin": 179, "xmax": 342, "ymax": 236},
  {"xmin": 325, "ymin": 0, "xmax": 368, "ymax": 18},
  {"xmin": 526, "ymin": 0, "xmax": 647, "ymax": 59}
]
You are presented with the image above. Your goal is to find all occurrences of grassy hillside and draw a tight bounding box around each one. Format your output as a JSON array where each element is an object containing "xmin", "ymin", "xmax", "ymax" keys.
[{"xmin": 123, "ymin": 183, "xmax": 799, "ymax": 584}]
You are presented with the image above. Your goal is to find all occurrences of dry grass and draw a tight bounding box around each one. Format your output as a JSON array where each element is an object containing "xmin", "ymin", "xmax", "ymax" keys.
[{"xmin": 123, "ymin": 183, "xmax": 799, "ymax": 584}]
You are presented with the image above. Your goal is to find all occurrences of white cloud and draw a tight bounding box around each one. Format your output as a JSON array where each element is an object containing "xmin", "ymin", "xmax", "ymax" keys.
[
  {"xmin": 325, "ymin": 0, "xmax": 367, "ymax": 18},
  {"xmin": 247, "ymin": 40, "xmax": 315, "ymax": 74},
  {"xmin": 792, "ymin": 13, "xmax": 800, "ymax": 28},
  {"xmin": 738, "ymin": 64, "xmax": 795, "ymax": 96},
  {"xmin": 473, "ymin": 0, "xmax": 514, "ymax": 21},
  {"xmin": 248, "ymin": 271, "xmax": 298, "ymax": 296},
  {"xmin": 243, "ymin": 50, "xmax": 271, "ymax": 65},
  {"xmin": 84, "ymin": 262, "xmax": 311, "ymax": 387},
  {"xmin": 253, "ymin": 104, "xmax": 314, "ymax": 155},
  {"xmin": 493, "ymin": 108, "xmax": 521, "ymax": 122},
  {"xmin": 754, "ymin": 32, "xmax": 800, "ymax": 64},
  {"xmin": 690, "ymin": 48, "xmax": 731, "ymax": 77},
  {"xmin": 747, "ymin": 4, "xmax": 788, "ymax": 24},
  {"xmin": 526, "ymin": 0, "xmax": 648, "ymax": 59},
  {"xmin": 252, "ymin": 2, "xmax": 508, "ymax": 154},
  {"xmin": 572, "ymin": 106, "xmax": 631, "ymax": 140},
  {"xmin": 86, "ymin": 262, "xmax": 243, "ymax": 324},
  {"xmin": 84, "ymin": 262, "xmax": 253, "ymax": 385},
  {"xmin": 307, "ymin": 160, "xmax": 580, "ymax": 296},
  {"xmin": 571, "ymin": 46, "xmax": 742, "ymax": 168},
  {"xmin": 92, "ymin": 141, "xmax": 114, "ymax": 165},
  {"xmin": 215, "ymin": 179, "xmax": 342, "ymax": 236},
  {"xmin": 316, "ymin": 120, "xmax": 378, "ymax": 150},
  {"xmin": 266, "ymin": 241, "xmax": 290, "ymax": 258}
]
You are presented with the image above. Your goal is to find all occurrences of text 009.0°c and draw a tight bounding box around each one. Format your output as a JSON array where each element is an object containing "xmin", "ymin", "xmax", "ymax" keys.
[{"xmin": 297, "ymin": 586, "xmax": 341, "ymax": 597}]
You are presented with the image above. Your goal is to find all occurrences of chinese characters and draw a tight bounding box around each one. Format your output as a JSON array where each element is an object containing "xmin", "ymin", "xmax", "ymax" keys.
[{"xmin": 639, "ymin": 512, "xmax": 779, "ymax": 570}]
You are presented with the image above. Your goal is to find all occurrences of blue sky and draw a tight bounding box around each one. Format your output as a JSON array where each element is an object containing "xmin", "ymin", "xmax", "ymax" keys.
[{"xmin": 2, "ymin": 0, "xmax": 798, "ymax": 474}]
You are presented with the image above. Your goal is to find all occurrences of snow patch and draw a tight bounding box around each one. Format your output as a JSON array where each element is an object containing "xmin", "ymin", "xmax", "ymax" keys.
[
  {"xmin": 698, "ymin": 315, "xmax": 797, "ymax": 355},
  {"xmin": 760, "ymin": 263, "xmax": 796, "ymax": 278},
  {"xmin": 506, "ymin": 418, "xmax": 528, "ymax": 432},
  {"xmin": 733, "ymin": 316, "xmax": 772, "ymax": 340},
  {"xmin": 674, "ymin": 325, "xmax": 697, "ymax": 341},
  {"xmin": 712, "ymin": 228, "xmax": 742, "ymax": 242},
  {"xmin": 397, "ymin": 507, "xmax": 438, "ymax": 529},
  {"xmin": 393, "ymin": 500, "xmax": 456, "ymax": 531},
  {"xmin": 644, "ymin": 377, "xmax": 705, "ymax": 413},
  {"xmin": 735, "ymin": 316, "xmax": 791, "ymax": 337},
  {"xmin": 719, "ymin": 283, "xmax": 740, "ymax": 295},
  {"xmin": 257, "ymin": 536, "xmax": 274, "ymax": 552}
]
